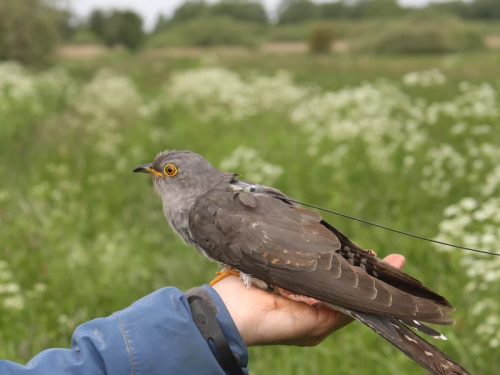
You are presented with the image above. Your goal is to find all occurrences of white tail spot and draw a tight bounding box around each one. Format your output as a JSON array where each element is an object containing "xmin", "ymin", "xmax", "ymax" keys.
[{"xmin": 405, "ymin": 335, "xmax": 418, "ymax": 343}]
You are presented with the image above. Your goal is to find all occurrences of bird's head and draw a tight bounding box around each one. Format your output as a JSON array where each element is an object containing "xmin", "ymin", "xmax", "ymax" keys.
[{"xmin": 133, "ymin": 150, "xmax": 234, "ymax": 208}]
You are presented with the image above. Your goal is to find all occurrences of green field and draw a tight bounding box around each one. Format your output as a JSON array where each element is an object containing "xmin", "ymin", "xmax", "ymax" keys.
[{"xmin": 1, "ymin": 49, "xmax": 500, "ymax": 374}]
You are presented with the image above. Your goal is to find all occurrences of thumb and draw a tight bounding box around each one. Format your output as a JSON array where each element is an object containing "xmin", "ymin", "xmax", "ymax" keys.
[{"xmin": 382, "ymin": 254, "xmax": 405, "ymax": 269}]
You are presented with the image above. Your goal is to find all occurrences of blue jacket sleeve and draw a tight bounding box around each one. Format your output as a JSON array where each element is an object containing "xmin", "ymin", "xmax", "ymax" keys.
[{"xmin": 0, "ymin": 286, "xmax": 249, "ymax": 375}]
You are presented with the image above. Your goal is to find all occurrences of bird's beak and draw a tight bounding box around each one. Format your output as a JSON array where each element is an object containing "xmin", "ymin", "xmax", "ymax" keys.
[{"xmin": 133, "ymin": 163, "xmax": 163, "ymax": 178}]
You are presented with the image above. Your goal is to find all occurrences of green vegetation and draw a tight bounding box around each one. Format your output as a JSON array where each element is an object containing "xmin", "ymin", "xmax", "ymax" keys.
[
  {"xmin": 1, "ymin": 1, "xmax": 500, "ymax": 374},
  {"xmin": 142, "ymin": 0, "xmax": 500, "ymax": 55},
  {"xmin": 429, "ymin": 0, "xmax": 500, "ymax": 20},
  {"xmin": 89, "ymin": 10, "xmax": 145, "ymax": 50},
  {"xmin": 0, "ymin": 0, "xmax": 62, "ymax": 65},
  {"xmin": 69, "ymin": 29, "xmax": 101, "ymax": 45},
  {"xmin": 365, "ymin": 14, "xmax": 484, "ymax": 54},
  {"xmin": 210, "ymin": 0, "xmax": 268, "ymax": 23},
  {"xmin": 278, "ymin": 0, "xmax": 317, "ymax": 24},
  {"xmin": 148, "ymin": 14, "xmax": 492, "ymax": 54},
  {"xmin": 1, "ymin": 49, "xmax": 500, "ymax": 374},
  {"xmin": 166, "ymin": 0, "xmax": 268, "ymax": 24},
  {"xmin": 266, "ymin": 23, "xmax": 310, "ymax": 42},
  {"xmin": 148, "ymin": 16, "xmax": 262, "ymax": 48},
  {"xmin": 2, "ymin": 0, "xmax": 500, "ymax": 64},
  {"xmin": 308, "ymin": 23, "xmax": 335, "ymax": 53},
  {"xmin": 273, "ymin": 0, "xmax": 500, "ymax": 22}
]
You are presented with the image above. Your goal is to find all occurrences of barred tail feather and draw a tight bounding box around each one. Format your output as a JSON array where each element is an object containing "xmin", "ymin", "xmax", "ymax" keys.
[
  {"xmin": 345, "ymin": 310, "xmax": 470, "ymax": 375},
  {"xmin": 398, "ymin": 318, "xmax": 447, "ymax": 341}
]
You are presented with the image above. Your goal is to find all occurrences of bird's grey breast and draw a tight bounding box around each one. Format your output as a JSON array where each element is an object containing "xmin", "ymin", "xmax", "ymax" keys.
[
  {"xmin": 160, "ymin": 184, "xmax": 198, "ymax": 245},
  {"xmin": 163, "ymin": 204, "xmax": 194, "ymax": 245}
]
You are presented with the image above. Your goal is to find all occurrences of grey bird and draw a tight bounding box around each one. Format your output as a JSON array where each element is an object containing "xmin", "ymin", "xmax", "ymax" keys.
[{"xmin": 134, "ymin": 150, "xmax": 469, "ymax": 375}]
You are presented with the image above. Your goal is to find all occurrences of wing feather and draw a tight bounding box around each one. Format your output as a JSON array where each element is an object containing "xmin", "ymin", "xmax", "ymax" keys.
[{"xmin": 189, "ymin": 189, "xmax": 454, "ymax": 324}]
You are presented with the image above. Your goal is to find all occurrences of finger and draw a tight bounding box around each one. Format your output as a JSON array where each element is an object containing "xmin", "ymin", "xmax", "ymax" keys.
[
  {"xmin": 316, "ymin": 304, "xmax": 352, "ymax": 330},
  {"xmin": 382, "ymin": 254, "xmax": 405, "ymax": 269}
]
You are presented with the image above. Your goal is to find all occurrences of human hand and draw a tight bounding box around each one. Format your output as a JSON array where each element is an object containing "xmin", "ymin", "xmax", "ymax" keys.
[{"xmin": 212, "ymin": 254, "xmax": 405, "ymax": 347}]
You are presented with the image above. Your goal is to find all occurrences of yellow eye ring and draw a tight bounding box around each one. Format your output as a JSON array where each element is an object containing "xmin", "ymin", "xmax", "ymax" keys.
[{"xmin": 164, "ymin": 164, "xmax": 178, "ymax": 177}]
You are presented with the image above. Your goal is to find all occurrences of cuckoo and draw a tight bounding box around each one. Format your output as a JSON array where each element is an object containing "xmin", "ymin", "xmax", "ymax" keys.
[{"xmin": 134, "ymin": 150, "xmax": 469, "ymax": 375}]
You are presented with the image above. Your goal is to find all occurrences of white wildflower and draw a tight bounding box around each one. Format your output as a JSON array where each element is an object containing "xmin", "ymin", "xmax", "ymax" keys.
[
  {"xmin": 0, "ymin": 269, "xmax": 13, "ymax": 281},
  {"xmin": 34, "ymin": 283, "xmax": 47, "ymax": 293},
  {"xmin": 444, "ymin": 205, "xmax": 460, "ymax": 217},
  {"xmin": 220, "ymin": 146, "xmax": 283, "ymax": 184},
  {"xmin": 0, "ymin": 282, "xmax": 20, "ymax": 294},
  {"xmin": 3, "ymin": 295, "xmax": 25, "ymax": 310},
  {"xmin": 403, "ymin": 69, "xmax": 447, "ymax": 87},
  {"xmin": 164, "ymin": 68, "xmax": 311, "ymax": 123},
  {"xmin": 77, "ymin": 69, "xmax": 141, "ymax": 118},
  {"xmin": 471, "ymin": 124, "xmax": 492, "ymax": 135},
  {"xmin": 460, "ymin": 198, "xmax": 478, "ymax": 211},
  {"xmin": 490, "ymin": 338, "xmax": 500, "ymax": 348},
  {"xmin": 450, "ymin": 122, "xmax": 467, "ymax": 135}
]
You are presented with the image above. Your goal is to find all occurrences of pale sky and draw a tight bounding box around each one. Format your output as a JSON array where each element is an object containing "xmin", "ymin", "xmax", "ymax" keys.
[{"xmin": 69, "ymin": 0, "xmax": 441, "ymax": 30}]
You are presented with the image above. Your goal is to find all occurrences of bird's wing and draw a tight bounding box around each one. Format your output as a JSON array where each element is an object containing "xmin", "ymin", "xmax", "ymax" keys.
[
  {"xmin": 189, "ymin": 189, "xmax": 454, "ymax": 324},
  {"xmin": 230, "ymin": 180, "xmax": 452, "ymax": 307}
]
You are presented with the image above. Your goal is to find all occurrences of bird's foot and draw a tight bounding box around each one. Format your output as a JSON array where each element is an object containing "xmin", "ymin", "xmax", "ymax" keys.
[
  {"xmin": 209, "ymin": 269, "xmax": 241, "ymax": 286},
  {"xmin": 273, "ymin": 286, "xmax": 320, "ymax": 306}
]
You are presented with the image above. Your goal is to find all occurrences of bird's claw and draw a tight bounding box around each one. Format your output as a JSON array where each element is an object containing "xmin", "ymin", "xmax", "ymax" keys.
[{"xmin": 210, "ymin": 269, "xmax": 241, "ymax": 286}]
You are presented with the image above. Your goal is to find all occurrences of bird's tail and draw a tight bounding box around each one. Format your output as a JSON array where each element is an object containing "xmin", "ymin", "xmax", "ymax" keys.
[{"xmin": 344, "ymin": 309, "xmax": 470, "ymax": 375}]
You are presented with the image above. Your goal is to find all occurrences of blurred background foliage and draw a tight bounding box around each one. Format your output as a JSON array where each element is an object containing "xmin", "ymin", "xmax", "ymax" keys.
[
  {"xmin": 2, "ymin": 0, "xmax": 500, "ymax": 64},
  {"xmin": 308, "ymin": 23, "xmax": 336, "ymax": 53},
  {"xmin": 89, "ymin": 9, "xmax": 145, "ymax": 50},
  {"xmin": 1, "ymin": 0, "xmax": 500, "ymax": 375},
  {"xmin": 0, "ymin": 0, "xmax": 62, "ymax": 65},
  {"xmin": 364, "ymin": 13, "xmax": 485, "ymax": 54},
  {"xmin": 149, "ymin": 16, "xmax": 263, "ymax": 48}
]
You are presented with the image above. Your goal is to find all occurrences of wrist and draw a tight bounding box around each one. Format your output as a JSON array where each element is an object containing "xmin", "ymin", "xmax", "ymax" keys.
[
  {"xmin": 211, "ymin": 277, "xmax": 258, "ymax": 346},
  {"xmin": 197, "ymin": 284, "xmax": 250, "ymax": 368}
]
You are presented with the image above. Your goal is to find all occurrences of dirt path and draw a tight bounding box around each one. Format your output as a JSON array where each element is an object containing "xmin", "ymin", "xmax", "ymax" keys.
[
  {"xmin": 57, "ymin": 41, "xmax": 350, "ymax": 59},
  {"xmin": 57, "ymin": 35, "xmax": 499, "ymax": 60},
  {"xmin": 57, "ymin": 45, "xmax": 107, "ymax": 59},
  {"xmin": 486, "ymin": 35, "xmax": 500, "ymax": 49}
]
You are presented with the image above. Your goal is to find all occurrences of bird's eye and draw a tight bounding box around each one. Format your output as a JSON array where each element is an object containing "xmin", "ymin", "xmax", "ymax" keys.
[{"xmin": 164, "ymin": 164, "xmax": 178, "ymax": 177}]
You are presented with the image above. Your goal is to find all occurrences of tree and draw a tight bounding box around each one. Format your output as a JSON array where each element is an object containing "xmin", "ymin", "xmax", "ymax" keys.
[
  {"xmin": 346, "ymin": 0, "xmax": 403, "ymax": 18},
  {"xmin": 117, "ymin": 10, "xmax": 145, "ymax": 50},
  {"xmin": 210, "ymin": 0, "xmax": 268, "ymax": 23},
  {"xmin": 308, "ymin": 23, "xmax": 335, "ymax": 53},
  {"xmin": 89, "ymin": 9, "xmax": 106, "ymax": 39},
  {"xmin": 317, "ymin": 1, "xmax": 348, "ymax": 20},
  {"xmin": 468, "ymin": 0, "xmax": 500, "ymax": 19},
  {"xmin": 427, "ymin": 1, "xmax": 470, "ymax": 18},
  {"xmin": 153, "ymin": 14, "xmax": 170, "ymax": 34},
  {"xmin": 0, "ymin": 0, "xmax": 61, "ymax": 65},
  {"xmin": 360, "ymin": 0, "xmax": 404, "ymax": 17},
  {"xmin": 171, "ymin": 0, "xmax": 207, "ymax": 23},
  {"xmin": 278, "ymin": 0, "xmax": 317, "ymax": 24},
  {"xmin": 87, "ymin": 10, "xmax": 144, "ymax": 50},
  {"xmin": 57, "ymin": 9, "xmax": 77, "ymax": 41}
]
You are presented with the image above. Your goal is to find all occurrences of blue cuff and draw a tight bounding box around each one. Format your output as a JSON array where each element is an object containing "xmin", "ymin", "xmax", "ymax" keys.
[
  {"xmin": 202, "ymin": 285, "xmax": 249, "ymax": 373},
  {"xmin": 114, "ymin": 287, "xmax": 238, "ymax": 375},
  {"xmin": 0, "ymin": 287, "xmax": 249, "ymax": 375}
]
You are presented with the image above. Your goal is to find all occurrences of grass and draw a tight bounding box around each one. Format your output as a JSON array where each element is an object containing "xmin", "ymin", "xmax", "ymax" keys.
[{"xmin": 1, "ymin": 49, "xmax": 499, "ymax": 375}]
